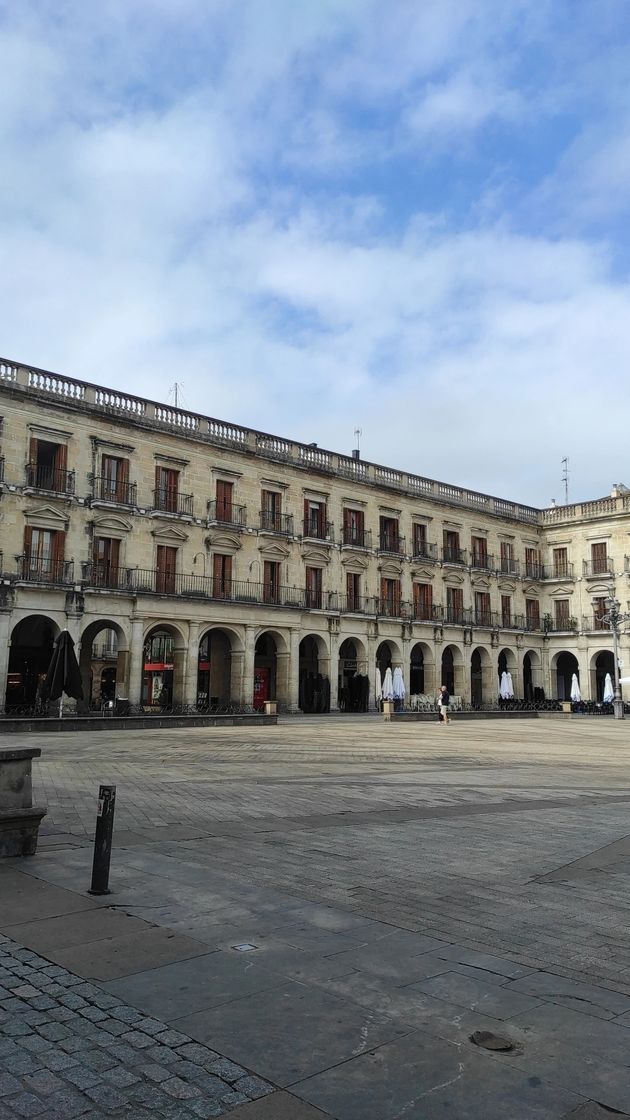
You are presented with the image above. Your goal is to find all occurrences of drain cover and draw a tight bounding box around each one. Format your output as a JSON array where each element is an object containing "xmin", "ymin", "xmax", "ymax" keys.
[
  {"xmin": 470, "ymin": 1030, "xmax": 515, "ymax": 1052},
  {"xmin": 232, "ymin": 943, "xmax": 258, "ymax": 952}
]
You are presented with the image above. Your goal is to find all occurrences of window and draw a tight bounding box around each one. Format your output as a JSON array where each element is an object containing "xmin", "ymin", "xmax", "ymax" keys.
[
  {"xmin": 263, "ymin": 560, "xmax": 280, "ymax": 603},
  {"xmin": 501, "ymin": 595, "xmax": 512, "ymax": 627},
  {"xmin": 212, "ymin": 553, "xmax": 232, "ymax": 599},
  {"xmin": 93, "ymin": 537, "xmax": 120, "ymax": 587},
  {"xmin": 23, "ymin": 526, "xmax": 65, "ymax": 581},
  {"xmin": 471, "ymin": 536, "xmax": 488, "ymax": 567},
  {"xmin": 593, "ymin": 596, "xmax": 607, "ymax": 630},
  {"xmin": 525, "ymin": 599, "xmax": 540, "ymax": 630},
  {"xmin": 304, "ymin": 500, "xmax": 327, "ymax": 539},
  {"xmin": 443, "ymin": 530, "xmax": 461, "ymax": 563},
  {"xmin": 343, "ymin": 508, "xmax": 365, "ymax": 547},
  {"xmin": 553, "ymin": 547, "xmax": 569, "ymax": 578},
  {"xmin": 413, "ymin": 582, "xmax": 433, "ymax": 621},
  {"xmin": 525, "ymin": 547, "xmax": 541, "ymax": 578},
  {"xmin": 27, "ymin": 438, "xmax": 70, "ymax": 493},
  {"xmin": 413, "ymin": 523, "xmax": 427, "ymax": 557},
  {"xmin": 261, "ymin": 490, "xmax": 281, "ymax": 531},
  {"xmin": 216, "ymin": 480, "xmax": 233, "ymax": 523},
  {"xmin": 591, "ymin": 542, "xmax": 608, "ymax": 574},
  {"xmin": 475, "ymin": 591, "xmax": 491, "ymax": 626},
  {"xmin": 446, "ymin": 586, "xmax": 464, "ymax": 623},
  {"xmin": 155, "ymin": 467, "xmax": 179, "ymax": 514},
  {"xmin": 156, "ymin": 545, "xmax": 177, "ymax": 594},
  {"xmin": 554, "ymin": 599, "xmax": 570, "ymax": 629},
  {"xmin": 379, "ymin": 516, "xmax": 399, "ymax": 552},
  {"xmin": 380, "ymin": 577, "xmax": 401, "ymax": 616},
  {"xmin": 346, "ymin": 571, "xmax": 361, "ymax": 611},
  {"xmin": 100, "ymin": 456, "xmax": 130, "ymax": 503},
  {"xmin": 500, "ymin": 541, "xmax": 515, "ymax": 573},
  {"xmin": 306, "ymin": 566, "xmax": 323, "ymax": 609}
]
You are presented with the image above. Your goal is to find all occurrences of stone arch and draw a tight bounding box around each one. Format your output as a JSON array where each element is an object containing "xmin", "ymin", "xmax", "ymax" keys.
[
  {"xmin": 471, "ymin": 645, "xmax": 492, "ymax": 708},
  {"xmin": 299, "ymin": 633, "xmax": 331, "ymax": 713},
  {"xmin": 497, "ymin": 646, "xmax": 518, "ymax": 700},
  {"xmin": 197, "ymin": 626, "xmax": 242, "ymax": 710},
  {"xmin": 591, "ymin": 649, "xmax": 615, "ymax": 702},
  {"xmin": 142, "ymin": 622, "xmax": 188, "ymax": 707},
  {"xmin": 6, "ymin": 615, "xmax": 61, "ymax": 710},
  {"xmin": 79, "ymin": 619, "xmax": 130, "ymax": 711},
  {"xmin": 254, "ymin": 628, "xmax": 290, "ymax": 709},
  {"xmin": 409, "ymin": 641, "xmax": 434, "ymax": 698},
  {"xmin": 338, "ymin": 636, "xmax": 369, "ymax": 712},
  {"xmin": 523, "ymin": 648, "xmax": 542, "ymax": 701},
  {"xmin": 552, "ymin": 650, "xmax": 579, "ymax": 700},
  {"xmin": 440, "ymin": 643, "xmax": 464, "ymax": 697}
]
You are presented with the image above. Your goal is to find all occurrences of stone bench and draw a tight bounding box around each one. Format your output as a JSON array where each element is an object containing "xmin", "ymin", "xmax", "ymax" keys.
[{"xmin": 0, "ymin": 748, "xmax": 47, "ymax": 857}]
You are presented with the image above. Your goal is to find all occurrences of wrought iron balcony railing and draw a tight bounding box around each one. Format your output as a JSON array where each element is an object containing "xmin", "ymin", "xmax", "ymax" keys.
[
  {"xmin": 377, "ymin": 597, "xmax": 409, "ymax": 618},
  {"xmin": 152, "ymin": 489, "xmax": 194, "ymax": 516},
  {"xmin": 25, "ymin": 463, "xmax": 75, "ymax": 495},
  {"xmin": 497, "ymin": 558, "xmax": 520, "ymax": 576},
  {"xmin": 524, "ymin": 561, "xmax": 544, "ymax": 579},
  {"xmin": 583, "ymin": 559, "xmax": 613, "ymax": 578},
  {"xmin": 335, "ymin": 592, "xmax": 376, "ymax": 614},
  {"xmin": 445, "ymin": 605, "xmax": 473, "ymax": 625},
  {"xmin": 412, "ymin": 540, "xmax": 438, "ymax": 561},
  {"xmin": 545, "ymin": 615, "xmax": 578, "ymax": 633},
  {"xmin": 19, "ymin": 556, "xmax": 74, "ymax": 584},
  {"xmin": 442, "ymin": 547, "xmax": 467, "ymax": 565},
  {"xmin": 524, "ymin": 613, "xmax": 541, "ymax": 632},
  {"xmin": 92, "ymin": 475, "xmax": 137, "ymax": 505},
  {"xmin": 411, "ymin": 602, "xmax": 444, "ymax": 622},
  {"xmin": 378, "ymin": 534, "xmax": 405, "ymax": 555},
  {"xmin": 342, "ymin": 526, "xmax": 372, "ymax": 548},
  {"xmin": 582, "ymin": 614, "xmax": 609, "ymax": 632},
  {"xmin": 207, "ymin": 500, "xmax": 247, "ymax": 527},
  {"xmin": 470, "ymin": 552, "xmax": 494, "ymax": 571},
  {"xmin": 259, "ymin": 510, "xmax": 294, "ymax": 535},
  {"xmin": 542, "ymin": 562, "xmax": 574, "ymax": 580},
  {"xmin": 83, "ymin": 569, "xmax": 310, "ymax": 608},
  {"xmin": 473, "ymin": 609, "xmax": 495, "ymax": 627},
  {"xmin": 303, "ymin": 519, "xmax": 334, "ymax": 543}
]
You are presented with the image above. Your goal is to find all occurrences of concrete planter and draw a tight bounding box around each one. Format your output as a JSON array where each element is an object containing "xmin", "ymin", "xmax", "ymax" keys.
[
  {"xmin": 264, "ymin": 700, "xmax": 278, "ymax": 716},
  {"xmin": 0, "ymin": 748, "xmax": 47, "ymax": 857},
  {"xmin": 561, "ymin": 701, "xmax": 572, "ymax": 713},
  {"xmin": 382, "ymin": 700, "xmax": 395, "ymax": 721}
]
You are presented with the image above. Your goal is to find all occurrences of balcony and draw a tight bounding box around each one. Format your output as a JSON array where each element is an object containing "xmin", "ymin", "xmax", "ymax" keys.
[
  {"xmin": 544, "ymin": 614, "xmax": 578, "ymax": 633},
  {"xmin": 152, "ymin": 489, "xmax": 194, "ymax": 517},
  {"xmin": 107, "ymin": 570, "xmax": 310, "ymax": 608},
  {"xmin": 342, "ymin": 526, "xmax": 372, "ymax": 549},
  {"xmin": 583, "ymin": 559, "xmax": 614, "ymax": 578},
  {"xmin": 524, "ymin": 561, "xmax": 544, "ymax": 580},
  {"xmin": 377, "ymin": 597, "xmax": 409, "ymax": 619},
  {"xmin": 542, "ymin": 562, "xmax": 574, "ymax": 580},
  {"xmin": 412, "ymin": 541, "xmax": 438, "ymax": 561},
  {"xmin": 411, "ymin": 603, "xmax": 444, "ymax": 623},
  {"xmin": 442, "ymin": 547, "xmax": 467, "ymax": 566},
  {"xmin": 524, "ymin": 614, "xmax": 541, "ymax": 632},
  {"xmin": 335, "ymin": 592, "xmax": 376, "ymax": 615},
  {"xmin": 473, "ymin": 609, "xmax": 496, "ymax": 628},
  {"xmin": 25, "ymin": 463, "xmax": 74, "ymax": 495},
  {"xmin": 259, "ymin": 510, "xmax": 294, "ymax": 535},
  {"xmin": 470, "ymin": 551, "xmax": 494, "ymax": 571},
  {"xmin": 445, "ymin": 606, "xmax": 472, "ymax": 625},
  {"xmin": 582, "ymin": 614, "xmax": 609, "ymax": 632},
  {"xmin": 497, "ymin": 558, "xmax": 520, "ymax": 576},
  {"xmin": 208, "ymin": 500, "xmax": 247, "ymax": 528},
  {"xmin": 82, "ymin": 562, "xmax": 131, "ymax": 591},
  {"xmin": 18, "ymin": 556, "xmax": 74, "ymax": 585},
  {"xmin": 92, "ymin": 475, "xmax": 137, "ymax": 506},
  {"xmin": 303, "ymin": 519, "xmax": 334, "ymax": 543},
  {"xmin": 378, "ymin": 534, "xmax": 406, "ymax": 556}
]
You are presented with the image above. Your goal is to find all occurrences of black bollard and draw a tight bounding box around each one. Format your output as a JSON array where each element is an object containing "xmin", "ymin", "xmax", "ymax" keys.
[{"xmin": 88, "ymin": 784, "xmax": 116, "ymax": 895}]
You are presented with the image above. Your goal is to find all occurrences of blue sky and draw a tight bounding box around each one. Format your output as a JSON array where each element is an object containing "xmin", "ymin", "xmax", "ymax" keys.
[{"xmin": 1, "ymin": 0, "xmax": 630, "ymax": 505}]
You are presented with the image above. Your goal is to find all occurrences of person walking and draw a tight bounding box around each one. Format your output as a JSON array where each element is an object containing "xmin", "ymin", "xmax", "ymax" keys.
[{"xmin": 437, "ymin": 684, "xmax": 451, "ymax": 725}]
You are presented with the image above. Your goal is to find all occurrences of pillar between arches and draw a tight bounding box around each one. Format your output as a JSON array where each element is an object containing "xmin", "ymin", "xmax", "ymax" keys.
[
  {"xmin": 328, "ymin": 631, "xmax": 340, "ymax": 711},
  {"xmin": 184, "ymin": 622, "xmax": 200, "ymax": 708},
  {"xmin": 238, "ymin": 626, "xmax": 256, "ymax": 707},
  {"xmin": 288, "ymin": 629, "xmax": 300, "ymax": 713},
  {"xmin": 0, "ymin": 613, "xmax": 11, "ymax": 713},
  {"xmin": 128, "ymin": 620, "xmax": 145, "ymax": 707}
]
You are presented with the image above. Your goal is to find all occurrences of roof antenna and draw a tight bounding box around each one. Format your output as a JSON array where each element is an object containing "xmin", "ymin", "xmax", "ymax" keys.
[
  {"xmin": 352, "ymin": 427, "xmax": 362, "ymax": 461},
  {"xmin": 169, "ymin": 382, "xmax": 184, "ymax": 408},
  {"xmin": 561, "ymin": 457, "xmax": 569, "ymax": 505}
]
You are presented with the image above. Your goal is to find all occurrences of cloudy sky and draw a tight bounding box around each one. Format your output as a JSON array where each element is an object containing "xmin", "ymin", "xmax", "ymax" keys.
[{"xmin": 2, "ymin": 1, "xmax": 629, "ymax": 506}]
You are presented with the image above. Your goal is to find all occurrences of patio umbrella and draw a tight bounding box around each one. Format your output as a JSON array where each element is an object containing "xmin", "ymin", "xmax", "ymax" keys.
[
  {"xmin": 506, "ymin": 671, "xmax": 514, "ymax": 699},
  {"xmin": 603, "ymin": 673, "xmax": 615, "ymax": 703},
  {"xmin": 375, "ymin": 667, "xmax": 382, "ymax": 704},
  {"xmin": 41, "ymin": 630, "xmax": 84, "ymax": 715},
  {"xmin": 570, "ymin": 673, "xmax": 581, "ymax": 702},
  {"xmin": 499, "ymin": 671, "xmax": 511, "ymax": 700},
  {"xmin": 382, "ymin": 667, "xmax": 394, "ymax": 701},
  {"xmin": 392, "ymin": 666, "xmax": 406, "ymax": 705}
]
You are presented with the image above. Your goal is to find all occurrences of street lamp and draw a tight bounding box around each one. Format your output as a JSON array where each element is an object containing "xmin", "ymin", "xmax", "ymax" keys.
[{"xmin": 602, "ymin": 593, "xmax": 629, "ymax": 720}]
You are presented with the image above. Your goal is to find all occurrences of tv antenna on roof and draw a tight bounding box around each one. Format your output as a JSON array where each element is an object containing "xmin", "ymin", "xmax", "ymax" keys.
[
  {"xmin": 561, "ymin": 457, "xmax": 569, "ymax": 505},
  {"xmin": 354, "ymin": 427, "xmax": 362, "ymax": 452},
  {"xmin": 169, "ymin": 382, "xmax": 184, "ymax": 409}
]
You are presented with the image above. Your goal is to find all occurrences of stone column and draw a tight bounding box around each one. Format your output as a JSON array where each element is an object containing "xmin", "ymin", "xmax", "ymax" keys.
[
  {"xmin": 238, "ymin": 626, "xmax": 256, "ymax": 708},
  {"xmin": 184, "ymin": 621, "xmax": 200, "ymax": 709},
  {"xmin": 127, "ymin": 619, "xmax": 145, "ymax": 708},
  {"xmin": 287, "ymin": 628, "xmax": 300, "ymax": 713},
  {"xmin": 0, "ymin": 611, "xmax": 12, "ymax": 714},
  {"xmin": 328, "ymin": 628, "xmax": 340, "ymax": 711}
]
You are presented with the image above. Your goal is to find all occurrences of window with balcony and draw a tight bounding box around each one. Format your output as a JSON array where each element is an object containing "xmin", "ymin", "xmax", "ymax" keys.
[
  {"xmin": 413, "ymin": 581, "xmax": 433, "ymax": 620},
  {"xmin": 554, "ymin": 599, "xmax": 570, "ymax": 629},
  {"xmin": 343, "ymin": 508, "xmax": 366, "ymax": 547},
  {"xmin": 593, "ymin": 596, "xmax": 607, "ymax": 630},
  {"xmin": 475, "ymin": 591, "xmax": 491, "ymax": 626},
  {"xmin": 553, "ymin": 547, "xmax": 570, "ymax": 578},
  {"xmin": 443, "ymin": 530, "xmax": 463, "ymax": 564},
  {"xmin": 380, "ymin": 577, "xmax": 401, "ymax": 616},
  {"xmin": 22, "ymin": 526, "xmax": 66, "ymax": 582},
  {"xmin": 501, "ymin": 595, "xmax": 512, "ymax": 628},
  {"xmin": 304, "ymin": 500, "xmax": 327, "ymax": 540},
  {"xmin": 413, "ymin": 523, "xmax": 428, "ymax": 558},
  {"xmin": 26, "ymin": 438, "xmax": 72, "ymax": 494},
  {"xmin": 446, "ymin": 586, "xmax": 464, "ymax": 623},
  {"xmin": 471, "ymin": 536, "xmax": 488, "ymax": 568},
  {"xmin": 525, "ymin": 598, "xmax": 540, "ymax": 630},
  {"xmin": 156, "ymin": 545, "xmax": 177, "ymax": 594},
  {"xmin": 500, "ymin": 541, "xmax": 516, "ymax": 574},
  {"xmin": 216, "ymin": 480, "xmax": 233, "ymax": 522},
  {"xmin": 97, "ymin": 455, "xmax": 132, "ymax": 504},
  {"xmin": 263, "ymin": 559, "xmax": 280, "ymax": 603},
  {"xmin": 346, "ymin": 571, "xmax": 361, "ymax": 611},
  {"xmin": 155, "ymin": 466, "xmax": 179, "ymax": 514},
  {"xmin": 212, "ymin": 553, "xmax": 232, "ymax": 599},
  {"xmin": 92, "ymin": 537, "xmax": 121, "ymax": 588},
  {"xmin": 261, "ymin": 489, "xmax": 289, "ymax": 533},
  {"xmin": 306, "ymin": 566, "xmax": 323, "ymax": 609},
  {"xmin": 379, "ymin": 516, "xmax": 400, "ymax": 553},
  {"xmin": 525, "ymin": 547, "xmax": 541, "ymax": 579},
  {"xmin": 590, "ymin": 542, "xmax": 608, "ymax": 575}
]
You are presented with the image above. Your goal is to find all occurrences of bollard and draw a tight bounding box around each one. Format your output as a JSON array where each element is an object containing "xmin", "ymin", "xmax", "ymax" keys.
[{"xmin": 88, "ymin": 784, "xmax": 116, "ymax": 895}]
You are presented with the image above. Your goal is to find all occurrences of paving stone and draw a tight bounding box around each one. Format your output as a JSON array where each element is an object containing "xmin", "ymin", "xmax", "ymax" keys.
[
  {"xmin": 22, "ymin": 1070, "xmax": 67, "ymax": 1095},
  {"xmin": 152, "ymin": 1029, "xmax": 192, "ymax": 1047},
  {"xmin": 19, "ymin": 1034, "xmax": 54, "ymax": 1053},
  {"xmin": 234, "ymin": 1075, "xmax": 274, "ymax": 1099},
  {"xmin": 182, "ymin": 1072, "xmax": 227, "ymax": 1098},
  {"xmin": 47, "ymin": 1087, "xmax": 97, "ymax": 1117},
  {"xmin": 109, "ymin": 1005, "xmax": 145, "ymax": 1023},
  {"xmin": 176, "ymin": 1043, "xmax": 221, "ymax": 1065},
  {"xmin": 121, "ymin": 1029, "xmax": 155, "ymax": 1049},
  {"xmin": 36, "ymin": 1022, "xmax": 72, "ymax": 1041},
  {"xmin": 84, "ymin": 1083, "xmax": 130, "ymax": 1110},
  {"xmin": 0, "ymin": 1071, "xmax": 22, "ymax": 1096},
  {"xmin": 99, "ymin": 1018, "xmax": 129, "ymax": 1036},
  {"xmin": 188, "ymin": 1102, "xmax": 226, "ymax": 1120},
  {"xmin": 81, "ymin": 1049, "xmax": 119, "ymax": 1072},
  {"xmin": 135, "ymin": 1017, "xmax": 167, "ymax": 1035},
  {"xmin": 208, "ymin": 1058, "xmax": 248, "ymax": 1083},
  {"xmin": 101, "ymin": 1066, "xmax": 140, "ymax": 1088},
  {"xmin": 9, "ymin": 1092, "xmax": 50, "ymax": 1118},
  {"xmin": 162, "ymin": 1076, "xmax": 202, "ymax": 1100},
  {"xmin": 39, "ymin": 1049, "xmax": 80, "ymax": 1072},
  {"xmin": 62, "ymin": 1064, "xmax": 104, "ymax": 1090},
  {"xmin": 138, "ymin": 1062, "xmax": 173, "ymax": 1084},
  {"xmin": 78, "ymin": 1006, "xmax": 109, "ymax": 1023}
]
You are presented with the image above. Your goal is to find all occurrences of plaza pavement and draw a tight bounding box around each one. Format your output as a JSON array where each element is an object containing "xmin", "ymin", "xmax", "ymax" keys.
[{"xmin": 2, "ymin": 714, "xmax": 630, "ymax": 1118}]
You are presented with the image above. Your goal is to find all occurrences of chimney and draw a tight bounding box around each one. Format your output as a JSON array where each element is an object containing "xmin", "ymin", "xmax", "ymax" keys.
[{"xmin": 352, "ymin": 449, "xmax": 360, "ymax": 460}]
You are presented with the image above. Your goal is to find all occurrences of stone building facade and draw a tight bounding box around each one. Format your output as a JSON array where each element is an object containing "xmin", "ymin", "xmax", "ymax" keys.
[{"xmin": 0, "ymin": 358, "xmax": 627, "ymax": 712}]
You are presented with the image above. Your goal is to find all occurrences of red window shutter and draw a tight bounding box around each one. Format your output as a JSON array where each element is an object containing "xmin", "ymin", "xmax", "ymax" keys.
[
  {"xmin": 343, "ymin": 509, "xmax": 351, "ymax": 533},
  {"xmin": 23, "ymin": 525, "xmax": 33, "ymax": 557},
  {"xmin": 54, "ymin": 443, "xmax": 67, "ymax": 474},
  {"xmin": 110, "ymin": 538, "xmax": 120, "ymax": 570},
  {"xmin": 319, "ymin": 504, "xmax": 326, "ymax": 536},
  {"xmin": 380, "ymin": 577, "xmax": 387, "ymax": 604},
  {"xmin": 52, "ymin": 531, "xmax": 65, "ymax": 565},
  {"xmin": 393, "ymin": 580, "xmax": 401, "ymax": 615}
]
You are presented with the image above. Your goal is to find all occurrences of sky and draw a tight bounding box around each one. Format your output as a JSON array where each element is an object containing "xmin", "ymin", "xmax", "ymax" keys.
[{"xmin": 1, "ymin": 0, "xmax": 630, "ymax": 507}]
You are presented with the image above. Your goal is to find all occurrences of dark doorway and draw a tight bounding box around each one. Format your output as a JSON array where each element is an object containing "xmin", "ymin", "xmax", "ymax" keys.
[
  {"xmin": 441, "ymin": 647, "xmax": 455, "ymax": 694},
  {"xmin": 410, "ymin": 645, "xmax": 425, "ymax": 694},
  {"xmin": 6, "ymin": 616, "xmax": 57, "ymax": 710},
  {"xmin": 595, "ymin": 650, "xmax": 615, "ymax": 701},
  {"xmin": 471, "ymin": 649, "xmax": 483, "ymax": 708},
  {"xmin": 556, "ymin": 651, "xmax": 578, "ymax": 700}
]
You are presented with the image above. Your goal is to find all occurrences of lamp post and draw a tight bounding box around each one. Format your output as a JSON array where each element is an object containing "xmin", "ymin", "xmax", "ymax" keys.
[{"xmin": 602, "ymin": 593, "xmax": 629, "ymax": 720}]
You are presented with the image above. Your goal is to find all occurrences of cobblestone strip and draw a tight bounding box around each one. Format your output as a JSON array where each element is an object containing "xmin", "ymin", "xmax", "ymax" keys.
[{"xmin": 0, "ymin": 935, "xmax": 274, "ymax": 1119}]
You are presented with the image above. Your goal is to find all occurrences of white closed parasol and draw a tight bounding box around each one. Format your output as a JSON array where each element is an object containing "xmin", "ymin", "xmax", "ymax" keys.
[
  {"xmin": 375, "ymin": 667, "xmax": 382, "ymax": 703},
  {"xmin": 506, "ymin": 671, "xmax": 514, "ymax": 699},
  {"xmin": 499, "ymin": 671, "xmax": 511, "ymax": 700},
  {"xmin": 392, "ymin": 666, "xmax": 406, "ymax": 701},
  {"xmin": 603, "ymin": 673, "xmax": 615, "ymax": 703},
  {"xmin": 382, "ymin": 667, "xmax": 394, "ymax": 700},
  {"xmin": 570, "ymin": 673, "xmax": 581, "ymax": 702}
]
